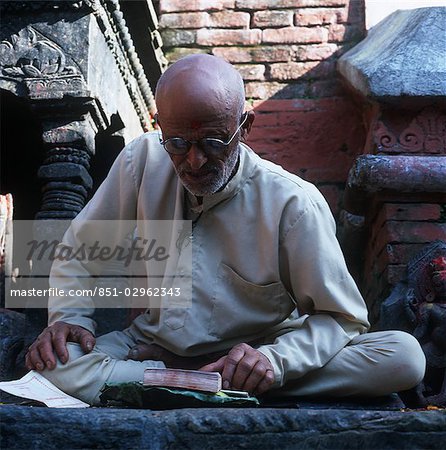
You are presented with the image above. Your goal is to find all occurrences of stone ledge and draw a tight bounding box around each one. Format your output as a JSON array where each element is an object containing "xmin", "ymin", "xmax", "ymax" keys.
[
  {"xmin": 337, "ymin": 7, "xmax": 446, "ymax": 99},
  {"xmin": 1, "ymin": 405, "xmax": 445, "ymax": 449},
  {"xmin": 344, "ymin": 155, "xmax": 446, "ymax": 215}
]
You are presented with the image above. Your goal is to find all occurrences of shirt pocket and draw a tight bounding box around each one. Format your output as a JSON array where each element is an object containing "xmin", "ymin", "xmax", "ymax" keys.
[{"xmin": 208, "ymin": 263, "xmax": 293, "ymax": 340}]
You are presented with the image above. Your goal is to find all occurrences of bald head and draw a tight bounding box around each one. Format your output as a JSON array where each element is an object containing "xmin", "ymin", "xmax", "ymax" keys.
[{"xmin": 155, "ymin": 54, "xmax": 245, "ymax": 120}]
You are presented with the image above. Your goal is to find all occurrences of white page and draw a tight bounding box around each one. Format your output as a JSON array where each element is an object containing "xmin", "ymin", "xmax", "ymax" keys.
[{"xmin": 0, "ymin": 371, "xmax": 89, "ymax": 408}]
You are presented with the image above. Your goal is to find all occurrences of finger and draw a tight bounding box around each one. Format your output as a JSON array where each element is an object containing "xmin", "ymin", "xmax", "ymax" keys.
[
  {"xmin": 37, "ymin": 335, "xmax": 58, "ymax": 370},
  {"xmin": 255, "ymin": 369, "xmax": 275, "ymax": 395},
  {"xmin": 78, "ymin": 330, "xmax": 95, "ymax": 354},
  {"xmin": 231, "ymin": 352, "xmax": 260, "ymax": 390},
  {"xmin": 199, "ymin": 355, "xmax": 226, "ymax": 373},
  {"xmin": 221, "ymin": 345, "xmax": 246, "ymax": 390},
  {"xmin": 25, "ymin": 350, "xmax": 36, "ymax": 371},
  {"xmin": 127, "ymin": 344, "xmax": 162, "ymax": 361},
  {"xmin": 26, "ymin": 346, "xmax": 46, "ymax": 371},
  {"xmin": 69, "ymin": 326, "xmax": 95, "ymax": 354},
  {"xmin": 52, "ymin": 327, "xmax": 71, "ymax": 364},
  {"xmin": 241, "ymin": 360, "xmax": 267, "ymax": 393},
  {"xmin": 25, "ymin": 351, "xmax": 31, "ymax": 370}
]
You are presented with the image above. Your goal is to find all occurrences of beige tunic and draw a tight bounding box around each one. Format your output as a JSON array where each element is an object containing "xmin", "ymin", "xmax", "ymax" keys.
[{"xmin": 48, "ymin": 131, "xmax": 370, "ymax": 388}]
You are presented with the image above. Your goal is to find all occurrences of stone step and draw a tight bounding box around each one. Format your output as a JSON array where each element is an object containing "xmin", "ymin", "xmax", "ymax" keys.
[{"xmin": 1, "ymin": 405, "xmax": 445, "ymax": 449}]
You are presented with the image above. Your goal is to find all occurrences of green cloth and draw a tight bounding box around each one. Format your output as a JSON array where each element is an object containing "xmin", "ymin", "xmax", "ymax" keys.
[{"xmin": 100, "ymin": 382, "xmax": 259, "ymax": 409}]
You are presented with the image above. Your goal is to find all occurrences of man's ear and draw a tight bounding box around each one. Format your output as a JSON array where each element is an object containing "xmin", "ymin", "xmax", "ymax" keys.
[
  {"xmin": 240, "ymin": 110, "xmax": 255, "ymax": 142},
  {"xmin": 154, "ymin": 112, "xmax": 161, "ymax": 129}
]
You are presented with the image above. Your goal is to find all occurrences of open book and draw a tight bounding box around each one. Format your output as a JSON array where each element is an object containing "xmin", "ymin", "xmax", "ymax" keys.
[
  {"xmin": 0, "ymin": 371, "xmax": 89, "ymax": 408},
  {"xmin": 144, "ymin": 368, "xmax": 222, "ymax": 393}
]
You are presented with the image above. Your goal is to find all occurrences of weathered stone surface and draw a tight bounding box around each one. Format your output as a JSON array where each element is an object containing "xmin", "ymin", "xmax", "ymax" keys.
[
  {"xmin": 345, "ymin": 155, "xmax": 446, "ymax": 214},
  {"xmin": 380, "ymin": 241, "xmax": 446, "ymax": 408},
  {"xmin": 0, "ymin": 310, "xmax": 25, "ymax": 381},
  {"xmin": 1, "ymin": 405, "xmax": 445, "ymax": 449},
  {"xmin": 338, "ymin": 7, "xmax": 446, "ymax": 98}
]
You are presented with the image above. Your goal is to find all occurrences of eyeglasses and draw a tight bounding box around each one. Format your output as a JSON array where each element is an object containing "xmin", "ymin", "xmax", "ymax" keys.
[{"xmin": 157, "ymin": 113, "xmax": 248, "ymax": 156}]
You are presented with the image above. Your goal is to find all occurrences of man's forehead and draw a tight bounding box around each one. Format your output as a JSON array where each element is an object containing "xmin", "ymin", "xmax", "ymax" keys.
[
  {"xmin": 160, "ymin": 111, "xmax": 232, "ymax": 132},
  {"xmin": 190, "ymin": 120, "xmax": 202, "ymax": 130},
  {"xmin": 157, "ymin": 87, "xmax": 234, "ymax": 128}
]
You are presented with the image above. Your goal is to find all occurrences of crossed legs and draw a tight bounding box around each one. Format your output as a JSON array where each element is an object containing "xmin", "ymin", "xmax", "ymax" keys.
[{"xmin": 41, "ymin": 329, "xmax": 425, "ymax": 405}]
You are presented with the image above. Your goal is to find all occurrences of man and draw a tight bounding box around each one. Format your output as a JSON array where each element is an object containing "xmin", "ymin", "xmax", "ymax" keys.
[{"xmin": 26, "ymin": 55, "xmax": 425, "ymax": 405}]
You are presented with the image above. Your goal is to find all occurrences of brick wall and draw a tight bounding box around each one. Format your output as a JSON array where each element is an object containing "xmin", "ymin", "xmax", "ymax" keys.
[
  {"xmin": 158, "ymin": 0, "xmax": 366, "ymax": 218},
  {"xmin": 363, "ymin": 197, "xmax": 446, "ymax": 323}
]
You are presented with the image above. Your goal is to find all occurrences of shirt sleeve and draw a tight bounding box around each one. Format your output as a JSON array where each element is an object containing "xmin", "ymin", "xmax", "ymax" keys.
[
  {"xmin": 257, "ymin": 193, "xmax": 370, "ymax": 388},
  {"xmin": 47, "ymin": 139, "xmax": 143, "ymax": 334}
]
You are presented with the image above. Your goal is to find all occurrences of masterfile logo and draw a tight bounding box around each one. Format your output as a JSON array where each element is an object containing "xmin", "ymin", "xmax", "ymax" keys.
[{"xmin": 3, "ymin": 219, "xmax": 192, "ymax": 309}]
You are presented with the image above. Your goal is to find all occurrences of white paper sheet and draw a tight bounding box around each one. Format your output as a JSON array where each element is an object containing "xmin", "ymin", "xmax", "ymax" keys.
[{"xmin": 0, "ymin": 371, "xmax": 89, "ymax": 408}]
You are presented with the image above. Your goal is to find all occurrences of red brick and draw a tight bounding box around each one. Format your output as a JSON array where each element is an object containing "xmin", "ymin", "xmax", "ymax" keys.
[
  {"xmin": 269, "ymin": 62, "xmax": 318, "ymax": 81},
  {"xmin": 297, "ymin": 0, "xmax": 348, "ymax": 5},
  {"xmin": 252, "ymin": 11, "xmax": 293, "ymax": 28},
  {"xmin": 165, "ymin": 47, "xmax": 210, "ymax": 62},
  {"xmin": 251, "ymin": 46, "xmax": 294, "ymax": 62},
  {"xmin": 376, "ymin": 222, "xmax": 446, "ymax": 252},
  {"xmin": 308, "ymin": 79, "xmax": 344, "ymax": 97},
  {"xmin": 209, "ymin": 11, "xmax": 251, "ymax": 28},
  {"xmin": 197, "ymin": 29, "xmax": 261, "ymax": 46},
  {"xmin": 298, "ymin": 0, "xmax": 347, "ymax": 5},
  {"xmin": 369, "ymin": 203, "xmax": 442, "ymax": 246},
  {"xmin": 295, "ymin": 43, "xmax": 339, "ymax": 61},
  {"xmin": 295, "ymin": 8, "xmax": 348, "ymax": 26},
  {"xmin": 161, "ymin": 30, "xmax": 196, "ymax": 47},
  {"xmin": 269, "ymin": 61, "xmax": 335, "ymax": 81},
  {"xmin": 251, "ymin": 99, "xmax": 314, "ymax": 112},
  {"xmin": 245, "ymin": 82, "xmax": 307, "ymax": 99},
  {"xmin": 328, "ymin": 24, "xmax": 364, "ymax": 42},
  {"xmin": 249, "ymin": 111, "xmax": 280, "ymax": 127},
  {"xmin": 375, "ymin": 203, "xmax": 442, "ymax": 232},
  {"xmin": 235, "ymin": 0, "xmax": 296, "ymax": 8},
  {"xmin": 249, "ymin": 82, "xmax": 310, "ymax": 102},
  {"xmin": 317, "ymin": 184, "xmax": 342, "ymax": 216},
  {"xmin": 235, "ymin": 64, "xmax": 266, "ymax": 81},
  {"xmin": 263, "ymin": 27, "xmax": 328, "ymax": 44},
  {"xmin": 236, "ymin": 0, "xmax": 347, "ymax": 8},
  {"xmin": 213, "ymin": 46, "xmax": 293, "ymax": 63},
  {"xmin": 212, "ymin": 47, "xmax": 253, "ymax": 63},
  {"xmin": 159, "ymin": 11, "xmax": 251, "ymax": 29},
  {"xmin": 160, "ymin": 0, "xmax": 235, "ymax": 13},
  {"xmin": 246, "ymin": 98, "xmax": 366, "ymax": 182},
  {"xmin": 159, "ymin": 12, "xmax": 209, "ymax": 29}
]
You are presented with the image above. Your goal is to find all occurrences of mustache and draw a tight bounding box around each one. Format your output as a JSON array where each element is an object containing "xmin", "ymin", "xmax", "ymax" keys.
[{"xmin": 176, "ymin": 163, "xmax": 219, "ymax": 176}]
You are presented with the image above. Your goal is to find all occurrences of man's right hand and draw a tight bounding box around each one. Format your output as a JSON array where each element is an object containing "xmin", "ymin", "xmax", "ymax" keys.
[{"xmin": 25, "ymin": 321, "xmax": 95, "ymax": 371}]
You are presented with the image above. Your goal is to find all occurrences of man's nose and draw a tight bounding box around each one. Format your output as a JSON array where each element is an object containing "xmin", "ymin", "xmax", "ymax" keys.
[{"xmin": 187, "ymin": 144, "xmax": 208, "ymax": 170}]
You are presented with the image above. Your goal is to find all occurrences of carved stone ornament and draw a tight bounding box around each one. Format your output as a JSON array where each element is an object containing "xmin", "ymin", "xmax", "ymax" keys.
[
  {"xmin": 380, "ymin": 240, "xmax": 446, "ymax": 407},
  {"xmin": 0, "ymin": 1, "xmax": 94, "ymax": 13},
  {"xmin": 0, "ymin": 26, "xmax": 77, "ymax": 79},
  {"xmin": 374, "ymin": 107, "xmax": 446, "ymax": 154}
]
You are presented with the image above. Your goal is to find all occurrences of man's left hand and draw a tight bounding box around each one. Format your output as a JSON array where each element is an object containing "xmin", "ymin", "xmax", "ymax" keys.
[{"xmin": 199, "ymin": 343, "xmax": 275, "ymax": 395}]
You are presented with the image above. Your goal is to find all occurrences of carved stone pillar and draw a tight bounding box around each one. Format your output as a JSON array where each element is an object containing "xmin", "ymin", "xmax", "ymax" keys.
[
  {"xmin": 1, "ymin": 1, "xmax": 160, "ymax": 219},
  {"xmin": 36, "ymin": 111, "xmax": 96, "ymax": 219},
  {"xmin": 338, "ymin": 7, "xmax": 446, "ymax": 324}
]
